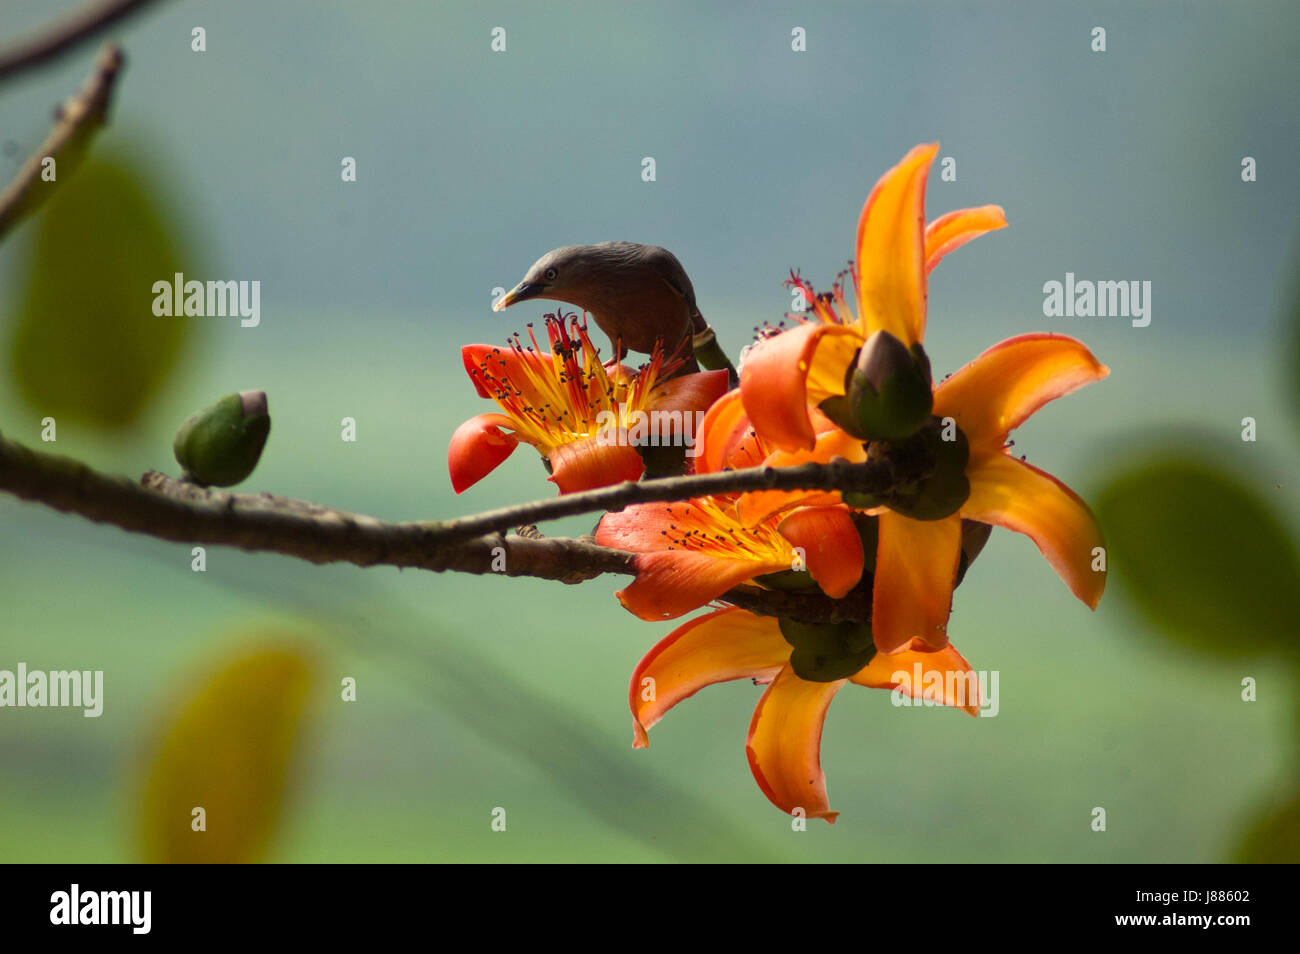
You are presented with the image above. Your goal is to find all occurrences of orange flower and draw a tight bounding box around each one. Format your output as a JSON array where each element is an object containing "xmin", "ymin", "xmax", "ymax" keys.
[
  {"xmin": 739, "ymin": 142, "xmax": 1006, "ymax": 452},
  {"xmin": 595, "ymin": 390, "xmax": 865, "ymax": 617},
  {"xmin": 629, "ymin": 606, "xmax": 981, "ymax": 821},
  {"xmin": 740, "ymin": 333, "xmax": 1109, "ymax": 654},
  {"xmin": 449, "ymin": 314, "xmax": 728, "ymax": 494}
]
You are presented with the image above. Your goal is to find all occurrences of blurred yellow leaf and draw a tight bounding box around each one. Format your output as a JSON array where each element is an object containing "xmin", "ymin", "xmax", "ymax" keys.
[
  {"xmin": 7, "ymin": 153, "xmax": 201, "ymax": 430},
  {"xmin": 139, "ymin": 643, "xmax": 314, "ymax": 863}
]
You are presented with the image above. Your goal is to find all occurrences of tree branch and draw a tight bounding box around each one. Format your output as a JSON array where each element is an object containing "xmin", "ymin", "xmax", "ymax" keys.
[
  {"xmin": 0, "ymin": 0, "xmax": 159, "ymax": 80},
  {"xmin": 414, "ymin": 448, "xmax": 902, "ymax": 548},
  {"xmin": 0, "ymin": 42, "xmax": 125, "ymax": 241},
  {"xmin": 0, "ymin": 433, "xmax": 866, "ymax": 623}
]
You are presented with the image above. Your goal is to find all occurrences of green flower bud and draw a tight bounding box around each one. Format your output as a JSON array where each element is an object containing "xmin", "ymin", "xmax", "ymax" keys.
[
  {"xmin": 779, "ymin": 618, "xmax": 876, "ymax": 682},
  {"xmin": 845, "ymin": 331, "xmax": 933, "ymax": 442},
  {"xmin": 173, "ymin": 391, "xmax": 271, "ymax": 487}
]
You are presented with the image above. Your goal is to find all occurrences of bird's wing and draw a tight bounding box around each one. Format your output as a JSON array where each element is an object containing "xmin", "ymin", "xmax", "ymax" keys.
[
  {"xmin": 659, "ymin": 274, "xmax": 707, "ymax": 330},
  {"xmin": 641, "ymin": 246, "xmax": 707, "ymax": 329}
]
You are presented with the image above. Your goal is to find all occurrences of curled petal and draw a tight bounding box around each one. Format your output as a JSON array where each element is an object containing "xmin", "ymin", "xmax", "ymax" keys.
[
  {"xmin": 933, "ymin": 333, "xmax": 1109, "ymax": 450},
  {"xmin": 547, "ymin": 436, "xmax": 644, "ymax": 494},
  {"xmin": 923, "ymin": 205, "xmax": 1007, "ymax": 274},
  {"xmin": 612, "ymin": 550, "xmax": 789, "ymax": 621},
  {"xmin": 963, "ymin": 453, "xmax": 1106, "ymax": 609},
  {"xmin": 746, "ymin": 665, "xmax": 844, "ymax": 823},
  {"xmin": 740, "ymin": 322, "xmax": 859, "ymax": 452},
  {"xmin": 723, "ymin": 429, "xmax": 772, "ymax": 471},
  {"xmin": 629, "ymin": 608, "xmax": 788, "ymax": 747},
  {"xmin": 872, "ymin": 512, "xmax": 962, "ymax": 653},
  {"xmin": 852, "ymin": 639, "xmax": 981, "ymax": 716},
  {"xmin": 696, "ymin": 389, "xmax": 752, "ymax": 475},
  {"xmin": 855, "ymin": 142, "xmax": 938, "ymax": 346},
  {"xmin": 448, "ymin": 413, "xmax": 519, "ymax": 493},
  {"xmin": 461, "ymin": 343, "xmax": 551, "ymax": 402},
  {"xmin": 778, "ymin": 506, "xmax": 864, "ymax": 599},
  {"xmin": 460, "ymin": 344, "xmax": 501, "ymax": 398},
  {"xmin": 804, "ymin": 331, "xmax": 863, "ymax": 406}
]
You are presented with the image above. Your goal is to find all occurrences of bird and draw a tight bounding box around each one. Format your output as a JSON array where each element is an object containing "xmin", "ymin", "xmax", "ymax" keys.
[{"xmin": 494, "ymin": 241, "xmax": 736, "ymax": 384}]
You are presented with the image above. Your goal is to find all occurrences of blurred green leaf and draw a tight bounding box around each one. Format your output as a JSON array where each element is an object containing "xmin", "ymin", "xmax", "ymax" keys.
[
  {"xmin": 139, "ymin": 642, "xmax": 314, "ymax": 863},
  {"xmin": 1236, "ymin": 787, "xmax": 1300, "ymax": 863},
  {"xmin": 1095, "ymin": 453, "xmax": 1300, "ymax": 658},
  {"xmin": 7, "ymin": 154, "xmax": 199, "ymax": 430},
  {"xmin": 1288, "ymin": 234, "xmax": 1300, "ymax": 445}
]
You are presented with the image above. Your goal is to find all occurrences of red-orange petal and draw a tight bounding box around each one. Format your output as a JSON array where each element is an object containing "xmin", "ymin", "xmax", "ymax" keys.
[
  {"xmin": 872, "ymin": 511, "xmax": 962, "ymax": 653},
  {"xmin": 736, "ymin": 427, "xmax": 867, "ymax": 526},
  {"xmin": 777, "ymin": 506, "xmax": 864, "ymax": 599},
  {"xmin": 595, "ymin": 501, "xmax": 681, "ymax": 553},
  {"xmin": 547, "ymin": 436, "xmax": 644, "ymax": 494},
  {"xmin": 629, "ymin": 608, "xmax": 788, "ymax": 747},
  {"xmin": 933, "ymin": 333, "xmax": 1109, "ymax": 450},
  {"xmin": 696, "ymin": 389, "xmax": 751, "ymax": 475},
  {"xmin": 923, "ymin": 205, "xmax": 1007, "ymax": 274},
  {"xmin": 963, "ymin": 452, "xmax": 1106, "ymax": 609},
  {"xmin": 740, "ymin": 321, "xmax": 858, "ymax": 453},
  {"xmin": 448, "ymin": 413, "xmax": 520, "ymax": 493},
  {"xmin": 746, "ymin": 664, "xmax": 844, "ymax": 823},
  {"xmin": 613, "ymin": 550, "xmax": 788, "ymax": 621},
  {"xmin": 855, "ymin": 143, "xmax": 938, "ymax": 346},
  {"xmin": 852, "ymin": 639, "xmax": 981, "ymax": 716},
  {"xmin": 461, "ymin": 343, "xmax": 553, "ymax": 402},
  {"xmin": 460, "ymin": 344, "xmax": 500, "ymax": 398},
  {"xmin": 646, "ymin": 369, "xmax": 731, "ymax": 418}
]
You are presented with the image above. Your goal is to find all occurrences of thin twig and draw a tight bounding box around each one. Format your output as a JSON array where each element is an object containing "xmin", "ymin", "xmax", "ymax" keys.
[
  {"xmin": 0, "ymin": 0, "xmax": 159, "ymax": 80},
  {"xmin": 0, "ymin": 42, "xmax": 125, "ymax": 241},
  {"xmin": 0, "ymin": 434, "xmax": 865, "ymax": 622},
  {"xmin": 422, "ymin": 452, "xmax": 903, "ymax": 548}
]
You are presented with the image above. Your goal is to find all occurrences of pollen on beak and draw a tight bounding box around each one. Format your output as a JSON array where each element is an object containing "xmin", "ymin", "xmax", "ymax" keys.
[{"xmin": 495, "ymin": 281, "xmax": 545, "ymax": 311}]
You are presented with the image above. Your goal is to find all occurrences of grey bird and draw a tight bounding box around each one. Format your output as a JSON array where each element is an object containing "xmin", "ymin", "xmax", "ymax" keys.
[{"xmin": 494, "ymin": 241, "xmax": 736, "ymax": 383}]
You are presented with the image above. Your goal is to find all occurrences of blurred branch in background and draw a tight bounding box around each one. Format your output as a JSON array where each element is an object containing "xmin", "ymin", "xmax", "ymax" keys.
[
  {"xmin": 0, "ymin": 432, "xmax": 875, "ymax": 623},
  {"xmin": 0, "ymin": 41, "xmax": 124, "ymax": 240},
  {"xmin": 0, "ymin": 0, "xmax": 160, "ymax": 79}
]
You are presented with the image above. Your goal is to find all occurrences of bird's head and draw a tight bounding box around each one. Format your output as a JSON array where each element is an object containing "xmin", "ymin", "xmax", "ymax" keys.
[{"xmin": 494, "ymin": 245, "xmax": 607, "ymax": 312}]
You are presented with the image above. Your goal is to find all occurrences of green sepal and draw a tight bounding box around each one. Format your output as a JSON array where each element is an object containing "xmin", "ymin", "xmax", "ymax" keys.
[
  {"xmin": 778, "ymin": 618, "xmax": 877, "ymax": 682},
  {"xmin": 637, "ymin": 441, "xmax": 689, "ymax": 479},
  {"xmin": 755, "ymin": 568, "xmax": 821, "ymax": 591},
  {"xmin": 886, "ymin": 417, "xmax": 971, "ymax": 520},
  {"xmin": 849, "ymin": 511, "xmax": 880, "ymax": 574}
]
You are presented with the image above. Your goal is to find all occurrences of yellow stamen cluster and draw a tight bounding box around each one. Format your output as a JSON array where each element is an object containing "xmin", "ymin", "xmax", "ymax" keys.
[
  {"xmin": 659, "ymin": 496, "xmax": 793, "ymax": 565},
  {"xmin": 468, "ymin": 313, "xmax": 680, "ymax": 452}
]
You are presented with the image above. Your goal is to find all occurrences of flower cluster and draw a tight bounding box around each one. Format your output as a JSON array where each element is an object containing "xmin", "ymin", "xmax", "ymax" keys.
[{"xmin": 450, "ymin": 143, "xmax": 1108, "ymax": 821}]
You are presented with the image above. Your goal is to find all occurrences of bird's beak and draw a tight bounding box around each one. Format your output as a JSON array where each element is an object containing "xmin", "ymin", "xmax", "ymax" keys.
[{"xmin": 494, "ymin": 281, "xmax": 545, "ymax": 312}]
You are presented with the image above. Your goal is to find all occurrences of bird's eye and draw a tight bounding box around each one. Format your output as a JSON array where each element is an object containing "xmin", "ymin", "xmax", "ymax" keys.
[{"xmin": 543, "ymin": 267, "xmax": 558, "ymax": 281}]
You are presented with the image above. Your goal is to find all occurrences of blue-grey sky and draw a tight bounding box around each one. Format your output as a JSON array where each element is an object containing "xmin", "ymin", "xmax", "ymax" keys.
[{"xmin": 3, "ymin": 0, "xmax": 1296, "ymax": 353}]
